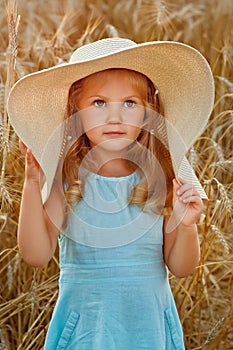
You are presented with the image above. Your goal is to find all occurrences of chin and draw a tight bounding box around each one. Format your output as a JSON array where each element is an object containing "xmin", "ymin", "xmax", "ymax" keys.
[{"xmin": 99, "ymin": 138, "xmax": 134, "ymax": 151}]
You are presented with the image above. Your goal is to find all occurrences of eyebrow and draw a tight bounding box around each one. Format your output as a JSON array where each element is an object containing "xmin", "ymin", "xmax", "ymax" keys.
[{"xmin": 87, "ymin": 94, "xmax": 143, "ymax": 101}]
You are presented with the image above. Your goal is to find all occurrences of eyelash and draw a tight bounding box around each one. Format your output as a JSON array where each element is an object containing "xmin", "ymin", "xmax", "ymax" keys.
[{"xmin": 93, "ymin": 99, "xmax": 136, "ymax": 108}]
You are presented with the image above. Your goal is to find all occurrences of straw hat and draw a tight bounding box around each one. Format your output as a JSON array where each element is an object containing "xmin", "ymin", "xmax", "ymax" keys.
[{"xmin": 7, "ymin": 37, "xmax": 214, "ymax": 202}]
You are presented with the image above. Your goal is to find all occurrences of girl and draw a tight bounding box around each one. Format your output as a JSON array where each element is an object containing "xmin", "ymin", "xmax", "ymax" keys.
[{"xmin": 8, "ymin": 38, "xmax": 214, "ymax": 349}]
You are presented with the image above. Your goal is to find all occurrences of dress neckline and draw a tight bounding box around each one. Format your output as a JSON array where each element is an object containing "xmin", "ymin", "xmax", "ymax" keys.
[{"xmin": 87, "ymin": 169, "xmax": 139, "ymax": 182}]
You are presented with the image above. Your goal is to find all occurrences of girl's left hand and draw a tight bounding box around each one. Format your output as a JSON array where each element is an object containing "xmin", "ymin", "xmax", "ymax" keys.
[{"xmin": 172, "ymin": 178, "xmax": 203, "ymax": 228}]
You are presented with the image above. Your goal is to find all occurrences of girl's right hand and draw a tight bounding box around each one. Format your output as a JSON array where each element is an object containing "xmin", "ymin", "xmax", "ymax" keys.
[{"xmin": 19, "ymin": 140, "xmax": 44, "ymax": 184}]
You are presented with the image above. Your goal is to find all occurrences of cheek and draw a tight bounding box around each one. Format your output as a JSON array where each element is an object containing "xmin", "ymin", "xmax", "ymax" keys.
[
  {"xmin": 85, "ymin": 128, "xmax": 100, "ymax": 142},
  {"xmin": 124, "ymin": 107, "xmax": 145, "ymax": 124},
  {"xmin": 127, "ymin": 125, "xmax": 142, "ymax": 139},
  {"xmin": 125, "ymin": 111, "xmax": 145, "ymax": 134},
  {"xmin": 79, "ymin": 111, "xmax": 104, "ymax": 134}
]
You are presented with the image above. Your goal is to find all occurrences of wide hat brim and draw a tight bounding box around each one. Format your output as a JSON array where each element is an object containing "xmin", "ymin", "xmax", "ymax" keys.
[{"xmin": 7, "ymin": 38, "xmax": 214, "ymax": 202}]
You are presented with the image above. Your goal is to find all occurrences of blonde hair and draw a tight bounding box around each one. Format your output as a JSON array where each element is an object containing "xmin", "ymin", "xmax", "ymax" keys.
[{"xmin": 63, "ymin": 69, "xmax": 175, "ymax": 214}]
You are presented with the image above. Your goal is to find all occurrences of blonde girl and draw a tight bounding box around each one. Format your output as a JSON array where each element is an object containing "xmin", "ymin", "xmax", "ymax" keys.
[{"xmin": 8, "ymin": 38, "xmax": 214, "ymax": 349}]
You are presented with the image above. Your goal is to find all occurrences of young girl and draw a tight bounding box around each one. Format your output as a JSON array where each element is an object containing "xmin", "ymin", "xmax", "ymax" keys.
[{"xmin": 8, "ymin": 38, "xmax": 214, "ymax": 349}]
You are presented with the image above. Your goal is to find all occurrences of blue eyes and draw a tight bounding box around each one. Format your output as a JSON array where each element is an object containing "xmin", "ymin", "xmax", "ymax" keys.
[
  {"xmin": 94, "ymin": 100, "xmax": 106, "ymax": 108},
  {"xmin": 93, "ymin": 100, "xmax": 136, "ymax": 108},
  {"xmin": 124, "ymin": 100, "xmax": 135, "ymax": 108}
]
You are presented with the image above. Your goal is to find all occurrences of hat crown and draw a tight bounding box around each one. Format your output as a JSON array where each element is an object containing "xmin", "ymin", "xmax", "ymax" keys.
[{"xmin": 70, "ymin": 38, "xmax": 137, "ymax": 63}]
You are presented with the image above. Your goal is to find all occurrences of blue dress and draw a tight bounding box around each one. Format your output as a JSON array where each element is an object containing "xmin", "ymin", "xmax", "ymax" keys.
[{"xmin": 44, "ymin": 171, "xmax": 185, "ymax": 349}]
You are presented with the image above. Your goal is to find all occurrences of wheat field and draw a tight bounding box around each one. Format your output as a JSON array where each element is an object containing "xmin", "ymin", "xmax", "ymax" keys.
[{"xmin": 0, "ymin": 0, "xmax": 232, "ymax": 349}]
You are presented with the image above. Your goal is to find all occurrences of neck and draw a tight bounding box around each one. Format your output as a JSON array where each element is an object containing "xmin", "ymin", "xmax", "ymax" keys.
[
  {"xmin": 97, "ymin": 159, "xmax": 136, "ymax": 177},
  {"xmin": 82, "ymin": 148, "xmax": 136, "ymax": 177}
]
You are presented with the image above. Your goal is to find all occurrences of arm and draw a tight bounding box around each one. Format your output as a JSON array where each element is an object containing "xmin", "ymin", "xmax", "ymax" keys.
[
  {"xmin": 18, "ymin": 141, "xmax": 62, "ymax": 267},
  {"xmin": 163, "ymin": 178, "xmax": 203, "ymax": 278}
]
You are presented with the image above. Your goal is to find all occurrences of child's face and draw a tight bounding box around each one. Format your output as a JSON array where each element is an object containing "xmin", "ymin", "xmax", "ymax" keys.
[{"xmin": 76, "ymin": 69, "xmax": 145, "ymax": 153}]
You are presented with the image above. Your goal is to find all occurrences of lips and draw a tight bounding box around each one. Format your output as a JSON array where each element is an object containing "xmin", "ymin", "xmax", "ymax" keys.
[{"xmin": 104, "ymin": 131, "xmax": 125, "ymax": 136}]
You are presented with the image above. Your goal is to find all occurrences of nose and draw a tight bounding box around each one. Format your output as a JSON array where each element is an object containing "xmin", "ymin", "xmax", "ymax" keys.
[{"xmin": 105, "ymin": 102, "xmax": 123, "ymax": 124}]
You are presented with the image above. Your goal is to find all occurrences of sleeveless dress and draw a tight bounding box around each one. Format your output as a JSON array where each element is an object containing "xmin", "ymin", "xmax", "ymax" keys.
[{"xmin": 44, "ymin": 170, "xmax": 185, "ymax": 350}]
